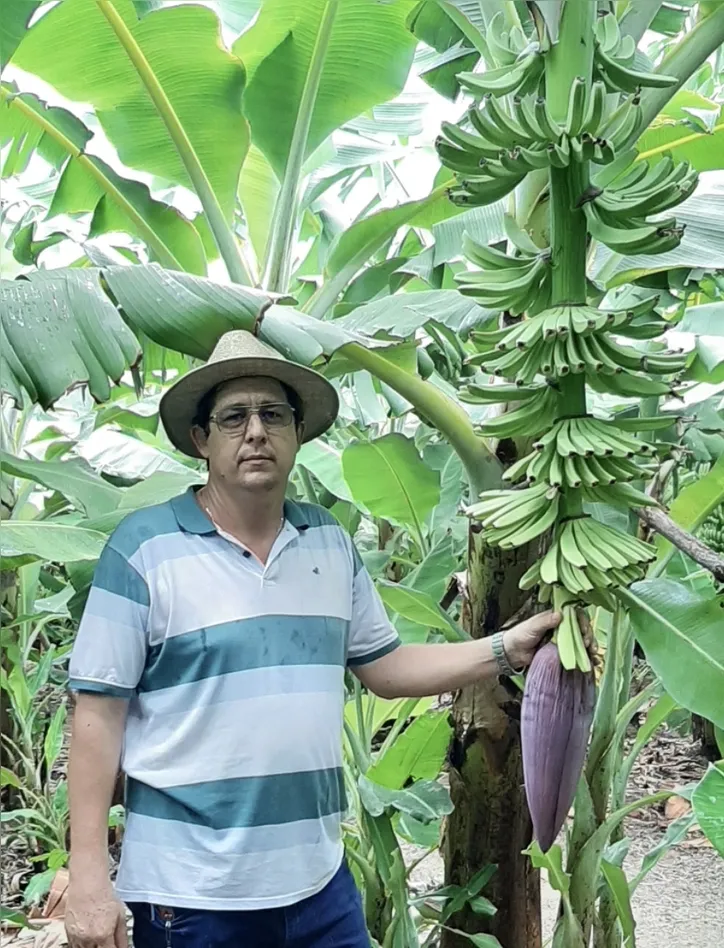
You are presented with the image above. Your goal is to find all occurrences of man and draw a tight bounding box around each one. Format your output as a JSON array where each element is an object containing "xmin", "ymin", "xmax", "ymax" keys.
[{"xmin": 65, "ymin": 331, "xmax": 560, "ymax": 948}]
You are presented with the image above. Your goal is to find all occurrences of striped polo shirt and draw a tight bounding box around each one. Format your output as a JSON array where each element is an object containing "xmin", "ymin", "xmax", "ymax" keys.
[{"xmin": 68, "ymin": 486, "xmax": 401, "ymax": 910}]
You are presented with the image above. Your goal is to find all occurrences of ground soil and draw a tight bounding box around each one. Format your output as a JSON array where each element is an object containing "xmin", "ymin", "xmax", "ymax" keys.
[{"xmin": 2, "ymin": 725, "xmax": 722, "ymax": 948}]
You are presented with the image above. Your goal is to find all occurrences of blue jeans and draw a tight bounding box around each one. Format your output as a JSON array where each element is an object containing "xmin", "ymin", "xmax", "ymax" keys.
[{"xmin": 127, "ymin": 860, "xmax": 370, "ymax": 948}]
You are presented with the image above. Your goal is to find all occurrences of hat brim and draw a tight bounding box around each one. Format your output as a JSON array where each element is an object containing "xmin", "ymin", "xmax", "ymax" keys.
[{"xmin": 159, "ymin": 356, "xmax": 339, "ymax": 458}]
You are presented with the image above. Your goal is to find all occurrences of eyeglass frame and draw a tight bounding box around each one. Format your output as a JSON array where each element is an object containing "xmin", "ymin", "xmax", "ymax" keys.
[{"xmin": 207, "ymin": 401, "xmax": 297, "ymax": 435}]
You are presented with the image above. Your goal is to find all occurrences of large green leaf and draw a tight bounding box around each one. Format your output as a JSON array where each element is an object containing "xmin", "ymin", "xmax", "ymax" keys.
[
  {"xmin": 678, "ymin": 302, "xmax": 724, "ymax": 335},
  {"xmin": 12, "ymin": 0, "xmax": 248, "ymax": 220},
  {"xmin": 0, "ymin": 451, "xmax": 122, "ymax": 520},
  {"xmin": 233, "ymin": 0, "xmax": 416, "ymax": 178},
  {"xmin": 339, "ymin": 289, "xmax": 494, "ymax": 338},
  {"xmin": 1, "ymin": 522, "xmax": 107, "ymax": 565},
  {"xmin": 0, "ymin": 265, "xmax": 362, "ymax": 410},
  {"xmin": 0, "ymin": 0, "xmax": 41, "ymax": 68},
  {"xmin": 368, "ymin": 710, "xmax": 453, "ymax": 790},
  {"xmin": 377, "ymin": 581, "xmax": 464, "ymax": 643},
  {"xmin": 101, "ymin": 265, "xmax": 268, "ymax": 358},
  {"xmin": 306, "ymin": 187, "xmax": 456, "ymax": 318},
  {"xmin": 0, "ymin": 270, "xmax": 141, "ymax": 408},
  {"xmin": 692, "ymin": 762, "xmax": 724, "ymax": 858},
  {"xmin": 0, "ymin": 85, "xmax": 206, "ymax": 273},
  {"xmin": 358, "ymin": 774, "xmax": 453, "ymax": 822},
  {"xmin": 624, "ymin": 580, "xmax": 724, "ymax": 729},
  {"xmin": 295, "ymin": 440, "xmax": 352, "ymax": 503},
  {"xmin": 342, "ymin": 433, "xmax": 440, "ymax": 536},
  {"xmin": 238, "ymin": 144, "xmax": 279, "ymax": 273},
  {"xmin": 637, "ymin": 92, "xmax": 724, "ymax": 172}
]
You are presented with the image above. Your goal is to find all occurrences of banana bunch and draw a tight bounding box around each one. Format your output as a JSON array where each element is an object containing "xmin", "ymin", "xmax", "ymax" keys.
[
  {"xmin": 454, "ymin": 236, "xmax": 552, "ymax": 315},
  {"xmin": 464, "ymin": 296, "xmax": 687, "ymax": 391},
  {"xmin": 698, "ymin": 503, "xmax": 724, "ymax": 555},
  {"xmin": 441, "ymin": 7, "xmax": 699, "ymax": 671},
  {"xmin": 583, "ymin": 155, "xmax": 696, "ymax": 254},
  {"xmin": 593, "ymin": 11, "xmax": 678, "ymax": 94}
]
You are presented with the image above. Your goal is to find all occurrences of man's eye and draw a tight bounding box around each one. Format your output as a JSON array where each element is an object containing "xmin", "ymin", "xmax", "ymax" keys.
[
  {"xmin": 261, "ymin": 408, "xmax": 284, "ymax": 422},
  {"xmin": 221, "ymin": 410, "xmax": 246, "ymax": 425}
]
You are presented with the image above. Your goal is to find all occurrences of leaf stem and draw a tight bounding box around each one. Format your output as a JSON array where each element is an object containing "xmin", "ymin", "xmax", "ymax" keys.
[
  {"xmin": 262, "ymin": 0, "xmax": 339, "ymax": 293},
  {"xmin": 339, "ymin": 342, "xmax": 500, "ymax": 498},
  {"xmin": 94, "ymin": 0, "xmax": 252, "ymax": 285},
  {"xmin": 636, "ymin": 122, "xmax": 724, "ymax": 163},
  {"xmin": 634, "ymin": 4, "xmax": 724, "ymax": 147}
]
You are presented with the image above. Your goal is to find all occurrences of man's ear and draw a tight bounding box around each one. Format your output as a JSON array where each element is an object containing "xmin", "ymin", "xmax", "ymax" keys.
[
  {"xmin": 295, "ymin": 420, "xmax": 306, "ymax": 446},
  {"xmin": 190, "ymin": 424, "xmax": 211, "ymax": 459}
]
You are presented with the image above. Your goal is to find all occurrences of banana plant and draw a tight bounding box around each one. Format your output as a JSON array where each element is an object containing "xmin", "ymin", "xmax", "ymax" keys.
[
  {"xmin": 431, "ymin": 2, "xmax": 724, "ymax": 946},
  {"xmin": 3, "ymin": 2, "xmax": 724, "ymax": 947}
]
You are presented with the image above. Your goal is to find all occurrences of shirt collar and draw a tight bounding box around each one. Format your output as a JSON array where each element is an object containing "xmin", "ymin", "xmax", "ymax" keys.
[
  {"xmin": 170, "ymin": 487, "xmax": 216, "ymax": 534},
  {"xmin": 170, "ymin": 487, "xmax": 311, "ymax": 535}
]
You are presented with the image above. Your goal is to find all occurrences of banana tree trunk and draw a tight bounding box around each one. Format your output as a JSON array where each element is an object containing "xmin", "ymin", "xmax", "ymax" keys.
[{"xmin": 441, "ymin": 529, "xmax": 541, "ymax": 948}]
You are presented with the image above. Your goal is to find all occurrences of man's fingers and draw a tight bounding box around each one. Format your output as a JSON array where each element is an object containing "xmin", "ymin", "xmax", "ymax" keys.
[
  {"xmin": 518, "ymin": 610, "xmax": 562, "ymax": 639},
  {"xmin": 115, "ymin": 908, "xmax": 129, "ymax": 948}
]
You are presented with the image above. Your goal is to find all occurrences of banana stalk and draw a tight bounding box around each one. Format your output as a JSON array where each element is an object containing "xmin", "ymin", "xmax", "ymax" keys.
[{"xmin": 436, "ymin": 1, "xmax": 704, "ymax": 942}]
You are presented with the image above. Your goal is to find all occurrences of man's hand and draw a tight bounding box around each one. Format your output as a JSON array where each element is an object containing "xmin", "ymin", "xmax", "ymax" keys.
[
  {"xmin": 65, "ymin": 881, "xmax": 128, "ymax": 948},
  {"xmin": 502, "ymin": 610, "xmax": 562, "ymax": 670}
]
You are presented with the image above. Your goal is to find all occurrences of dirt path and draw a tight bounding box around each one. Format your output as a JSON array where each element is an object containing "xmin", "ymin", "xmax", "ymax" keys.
[
  {"xmin": 407, "ymin": 829, "xmax": 722, "ymax": 948},
  {"xmin": 406, "ymin": 727, "xmax": 724, "ymax": 947}
]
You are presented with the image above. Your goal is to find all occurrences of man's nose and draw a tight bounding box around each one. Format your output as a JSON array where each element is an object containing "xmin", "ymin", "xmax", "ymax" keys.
[{"xmin": 244, "ymin": 412, "xmax": 267, "ymax": 441}]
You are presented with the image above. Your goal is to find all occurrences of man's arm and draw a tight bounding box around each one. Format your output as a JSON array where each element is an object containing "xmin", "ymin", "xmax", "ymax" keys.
[
  {"xmin": 66, "ymin": 694, "xmax": 129, "ymax": 948},
  {"xmin": 353, "ymin": 611, "xmax": 561, "ymax": 699}
]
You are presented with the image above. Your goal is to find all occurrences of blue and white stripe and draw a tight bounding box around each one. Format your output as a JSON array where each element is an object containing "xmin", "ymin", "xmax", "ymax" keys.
[{"xmin": 69, "ymin": 487, "xmax": 400, "ymax": 910}]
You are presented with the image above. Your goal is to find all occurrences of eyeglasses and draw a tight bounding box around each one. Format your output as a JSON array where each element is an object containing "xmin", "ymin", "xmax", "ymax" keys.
[{"xmin": 209, "ymin": 403, "xmax": 296, "ymax": 434}]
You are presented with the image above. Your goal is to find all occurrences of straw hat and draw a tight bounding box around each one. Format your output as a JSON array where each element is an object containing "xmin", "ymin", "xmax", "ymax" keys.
[{"xmin": 159, "ymin": 330, "xmax": 339, "ymax": 458}]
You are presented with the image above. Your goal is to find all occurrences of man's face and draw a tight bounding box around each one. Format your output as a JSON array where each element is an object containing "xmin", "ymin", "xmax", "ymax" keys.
[{"xmin": 191, "ymin": 376, "xmax": 302, "ymax": 493}]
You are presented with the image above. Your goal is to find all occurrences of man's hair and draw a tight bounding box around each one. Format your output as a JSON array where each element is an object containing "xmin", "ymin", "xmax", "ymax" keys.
[{"xmin": 192, "ymin": 379, "xmax": 304, "ymax": 433}]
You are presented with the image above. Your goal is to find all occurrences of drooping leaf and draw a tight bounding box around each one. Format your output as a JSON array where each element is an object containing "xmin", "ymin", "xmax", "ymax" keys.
[
  {"xmin": 368, "ymin": 710, "xmax": 453, "ymax": 790},
  {"xmin": 1, "ymin": 522, "xmax": 107, "ymax": 565},
  {"xmin": 339, "ymin": 289, "xmax": 494, "ymax": 338},
  {"xmin": 1, "ymin": 85, "xmax": 207, "ymax": 273},
  {"xmin": 377, "ymin": 581, "xmax": 465, "ymax": 642},
  {"xmin": 625, "ymin": 580, "xmax": 724, "ymax": 728},
  {"xmin": 358, "ymin": 774, "xmax": 453, "ymax": 822},
  {"xmin": 87, "ymin": 264, "xmax": 268, "ymax": 359},
  {"xmin": 0, "ymin": 450, "xmax": 122, "ymax": 519},
  {"xmin": 692, "ymin": 762, "xmax": 724, "ymax": 857},
  {"xmin": 13, "ymin": 0, "xmax": 248, "ymax": 220},
  {"xmin": 0, "ymin": 270, "xmax": 141, "ymax": 408},
  {"xmin": 342, "ymin": 433, "xmax": 440, "ymax": 534},
  {"xmin": 233, "ymin": 0, "xmax": 416, "ymax": 178}
]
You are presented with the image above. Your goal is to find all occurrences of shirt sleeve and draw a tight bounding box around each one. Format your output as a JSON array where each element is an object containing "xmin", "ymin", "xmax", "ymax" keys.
[
  {"xmin": 347, "ymin": 544, "xmax": 401, "ymax": 667},
  {"xmin": 68, "ymin": 541, "xmax": 150, "ymax": 698}
]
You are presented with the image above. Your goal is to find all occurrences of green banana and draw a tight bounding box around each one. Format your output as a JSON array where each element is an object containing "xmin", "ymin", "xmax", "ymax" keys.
[
  {"xmin": 594, "ymin": 43, "xmax": 678, "ymax": 93},
  {"xmin": 459, "ymin": 53, "xmax": 543, "ymax": 98}
]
